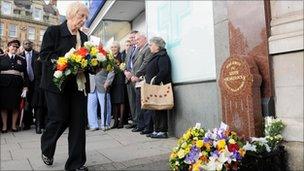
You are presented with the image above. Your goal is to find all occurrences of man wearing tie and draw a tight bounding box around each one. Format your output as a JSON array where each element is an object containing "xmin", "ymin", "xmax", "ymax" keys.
[
  {"xmin": 124, "ymin": 30, "xmax": 139, "ymax": 129},
  {"xmin": 19, "ymin": 40, "xmax": 39, "ymax": 131}
]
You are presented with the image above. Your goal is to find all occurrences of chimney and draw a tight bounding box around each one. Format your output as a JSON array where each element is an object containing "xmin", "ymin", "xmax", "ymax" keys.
[{"xmin": 50, "ymin": 0, "xmax": 57, "ymax": 6}]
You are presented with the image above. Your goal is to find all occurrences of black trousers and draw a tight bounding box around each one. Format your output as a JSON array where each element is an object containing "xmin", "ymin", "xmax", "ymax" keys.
[
  {"xmin": 41, "ymin": 90, "xmax": 86, "ymax": 170},
  {"xmin": 135, "ymin": 88, "xmax": 145, "ymax": 129},
  {"xmin": 24, "ymin": 81, "xmax": 35, "ymax": 128},
  {"xmin": 154, "ymin": 110, "xmax": 168, "ymax": 132}
]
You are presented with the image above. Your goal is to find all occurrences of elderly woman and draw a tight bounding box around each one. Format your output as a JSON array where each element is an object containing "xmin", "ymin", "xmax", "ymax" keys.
[
  {"xmin": 39, "ymin": 2, "xmax": 89, "ymax": 171},
  {"xmin": 0, "ymin": 39, "xmax": 28, "ymax": 133},
  {"xmin": 110, "ymin": 41, "xmax": 127, "ymax": 129},
  {"xmin": 145, "ymin": 37, "xmax": 172, "ymax": 138}
]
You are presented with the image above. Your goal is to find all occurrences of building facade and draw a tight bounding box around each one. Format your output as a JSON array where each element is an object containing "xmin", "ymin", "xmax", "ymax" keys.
[
  {"xmin": 0, "ymin": 0, "xmax": 60, "ymax": 51},
  {"xmin": 87, "ymin": 1, "xmax": 303, "ymax": 170}
]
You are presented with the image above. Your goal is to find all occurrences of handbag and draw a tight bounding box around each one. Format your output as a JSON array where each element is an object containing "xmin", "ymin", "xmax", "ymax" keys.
[{"xmin": 141, "ymin": 76, "xmax": 174, "ymax": 110}]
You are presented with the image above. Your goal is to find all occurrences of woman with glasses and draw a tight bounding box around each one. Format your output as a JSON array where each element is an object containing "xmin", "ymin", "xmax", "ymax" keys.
[{"xmin": 0, "ymin": 39, "xmax": 29, "ymax": 133}]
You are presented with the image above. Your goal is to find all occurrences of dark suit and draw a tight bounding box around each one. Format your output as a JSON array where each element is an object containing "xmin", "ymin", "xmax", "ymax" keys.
[
  {"xmin": 124, "ymin": 46, "xmax": 138, "ymax": 126},
  {"xmin": 131, "ymin": 43, "xmax": 152, "ymax": 130},
  {"xmin": 19, "ymin": 50, "xmax": 39, "ymax": 128},
  {"xmin": 40, "ymin": 21, "xmax": 88, "ymax": 170}
]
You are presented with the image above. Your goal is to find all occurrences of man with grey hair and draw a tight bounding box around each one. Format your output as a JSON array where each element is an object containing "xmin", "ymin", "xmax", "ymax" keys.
[
  {"xmin": 124, "ymin": 30, "xmax": 139, "ymax": 129},
  {"xmin": 40, "ymin": 2, "xmax": 89, "ymax": 171},
  {"xmin": 129, "ymin": 32, "xmax": 153, "ymax": 133}
]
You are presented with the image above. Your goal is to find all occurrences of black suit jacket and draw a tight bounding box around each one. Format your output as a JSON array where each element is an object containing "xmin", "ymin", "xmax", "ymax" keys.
[
  {"xmin": 40, "ymin": 21, "xmax": 88, "ymax": 93},
  {"xmin": 19, "ymin": 50, "xmax": 39, "ymax": 83}
]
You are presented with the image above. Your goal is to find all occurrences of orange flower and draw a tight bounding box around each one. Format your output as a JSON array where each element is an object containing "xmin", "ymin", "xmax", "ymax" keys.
[
  {"xmin": 77, "ymin": 47, "xmax": 88, "ymax": 57},
  {"xmin": 57, "ymin": 63, "xmax": 67, "ymax": 71}
]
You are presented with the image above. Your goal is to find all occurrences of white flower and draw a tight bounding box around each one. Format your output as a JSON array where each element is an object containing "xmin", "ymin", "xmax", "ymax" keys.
[
  {"xmin": 243, "ymin": 141, "xmax": 257, "ymax": 152},
  {"xmin": 54, "ymin": 70, "xmax": 63, "ymax": 78},
  {"xmin": 84, "ymin": 41, "xmax": 94, "ymax": 49},
  {"xmin": 96, "ymin": 53, "xmax": 106, "ymax": 62},
  {"xmin": 65, "ymin": 48, "xmax": 76, "ymax": 58},
  {"xmin": 251, "ymin": 137, "xmax": 268, "ymax": 144}
]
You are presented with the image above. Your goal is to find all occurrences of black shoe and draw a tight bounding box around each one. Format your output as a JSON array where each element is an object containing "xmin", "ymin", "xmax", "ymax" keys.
[
  {"xmin": 117, "ymin": 124, "xmax": 123, "ymax": 129},
  {"xmin": 1, "ymin": 130, "xmax": 7, "ymax": 133},
  {"xmin": 151, "ymin": 132, "xmax": 168, "ymax": 138},
  {"xmin": 42, "ymin": 154, "xmax": 53, "ymax": 165},
  {"xmin": 132, "ymin": 128, "xmax": 143, "ymax": 132},
  {"xmin": 36, "ymin": 126, "xmax": 42, "ymax": 134},
  {"xmin": 12, "ymin": 128, "xmax": 18, "ymax": 132},
  {"xmin": 125, "ymin": 124, "xmax": 136, "ymax": 129},
  {"xmin": 140, "ymin": 129, "xmax": 153, "ymax": 135}
]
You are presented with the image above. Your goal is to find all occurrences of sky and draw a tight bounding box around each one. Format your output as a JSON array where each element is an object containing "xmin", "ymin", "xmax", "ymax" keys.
[
  {"xmin": 44, "ymin": 0, "xmax": 75, "ymax": 16},
  {"xmin": 57, "ymin": 1, "xmax": 75, "ymax": 16}
]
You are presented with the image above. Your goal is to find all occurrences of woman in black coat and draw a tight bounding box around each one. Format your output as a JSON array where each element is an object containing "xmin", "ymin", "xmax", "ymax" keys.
[
  {"xmin": 0, "ymin": 39, "xmax": 29, "ymax": 133},
  {"xmin": 145, "ymin": 37, "xmax": 172, "ymax": 138},
  {"xmin": 39, "ymin": 2, "xmax": 89, "ymax": 170},
  {"xmin": 110, "ymin": 41, "xmax": 127, "ymax": 129}
]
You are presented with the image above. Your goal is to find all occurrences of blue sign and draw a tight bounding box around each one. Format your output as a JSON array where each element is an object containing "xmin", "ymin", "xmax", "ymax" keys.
[{"xmin": 86, "ymin": 0, "xmax": 106, "ymax": 27}]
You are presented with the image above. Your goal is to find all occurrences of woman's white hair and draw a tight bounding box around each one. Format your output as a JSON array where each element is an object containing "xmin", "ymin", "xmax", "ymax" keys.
[
  {"xmin": 66, "ymin": 2, "xmax": 88, "ymax": 20},
  {"xmin": 110, "ymin": 41, "xmax": 121, "ymax": 50}
]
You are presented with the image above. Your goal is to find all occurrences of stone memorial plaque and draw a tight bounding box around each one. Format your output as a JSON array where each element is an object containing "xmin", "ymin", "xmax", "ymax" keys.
[{"xmin": 219, "ymin": 56, "xmax": 263, "ymax": 137}]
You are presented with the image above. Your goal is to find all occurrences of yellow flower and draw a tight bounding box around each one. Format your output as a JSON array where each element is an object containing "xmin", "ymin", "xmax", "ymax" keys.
[
  {"xmin": 177, "ymin": 149, "xmax": 186, "ymax": 159},
  {"xmin": 90, "ymin": 47, "xmax": 98, "ymax": 56},
  {"xmin": 106, "ymin": 64, "xmax": 113, "ymax": 71},
  {"xmin": 75, "ymin": 54, "xmax": 83, "ymax": 63},
  {"xmin": 217, "ymin": 139, "xmax": 226, "ymax": 150},
  {"xmin": 196, "ymin": 140, "xmax": 204, "ymax": 148},
  {"xmin": 81, "ymin": 59, "xmax": 88, "ymax": 68},
  {"xmin": 181, "ymin": 142, "xmax": 187, "ymax": 149},
  {"xmin": 228, "ymin": 139, "xmax": 236, "ymax": 144},
  {"xmin": 183, "ymin": 131, "xmax": 191, "ymax": 140},
  {"xmin": 238, "ymin": 148, "xmax": 246, "ymax": 157},
  {"xmin": 192, "ymin": 160, "xmax": 202, "ymax": 171},
  {"xmin": 170, "ymin": 152, "xmax": 177, "ymax": 159},
  {"xmin": 57, "ymin": 57, "xmax": 68, "ymax": 65},
  {"xmin": 185, "ymin": 146, "xmax": 191, "ymax": 154},
  {"xmin": 90, "ymin": 58, "xmax": 98, "ymax": 66},
  {"xmin": 204, "ymin": 143, "xmax": 211, "ymax": 152}
]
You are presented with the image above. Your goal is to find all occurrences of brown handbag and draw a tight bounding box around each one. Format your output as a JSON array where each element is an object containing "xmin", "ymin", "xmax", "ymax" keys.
[{"xmin": 141, "ymin": 77, "xmax": 174, "ymax": 110}]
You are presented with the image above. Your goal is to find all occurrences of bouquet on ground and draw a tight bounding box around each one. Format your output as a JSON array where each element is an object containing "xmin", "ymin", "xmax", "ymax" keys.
[
  {"xmin": 170, "ymin": 123, "xmax": 246, "ymax": 171},
  {"xmin": 53, "ymin": 41, "xmax": 116, "ymax": 91},
  {"xmin": 243, "ymin": 116, "xmax": 285, "ymax": 154}
]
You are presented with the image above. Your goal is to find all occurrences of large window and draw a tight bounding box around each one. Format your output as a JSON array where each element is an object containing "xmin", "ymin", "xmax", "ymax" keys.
[
  {"xmin": 146, "ymin": 1, "xmax": 216, "ymax": 83},
  {"xmin": 33, "ymin": 8, "xmax": 42, "ymax": 21},
  {"xmin": 0, "ymin": 23, "xmax": 4, "ymax": 36},
  {"xmin": 1, "ymin": 1, "xmax": 12, "ymax": 15},
  {"xmin": 28, "ymin": 27, "xmax": 35, "ymax": 40},
  {"xmin": 8, "ymin": 24, "xmax": 17, "ymax": 38},
  {"xmin": 40, "ymin": 29, "xmax": 45, "ymax": 41}
]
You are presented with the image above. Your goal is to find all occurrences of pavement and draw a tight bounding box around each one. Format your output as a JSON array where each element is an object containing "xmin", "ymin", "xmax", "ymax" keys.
[{"xmin": 0, "ymin": 127, "xmax": 177, "ymax": 170}]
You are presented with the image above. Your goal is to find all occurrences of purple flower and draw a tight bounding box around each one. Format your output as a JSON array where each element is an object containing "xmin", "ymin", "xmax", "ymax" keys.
[
  {"xmin": 232, "ymin": 151, "xmax": 242, "ymax": 161},
  {"xmin": 184, "ymin": 146, "xmax": 200, "ymax": 164},
  {"xmin": 211, "ymin": 150, "xmax": 220, "ymax": 158}
]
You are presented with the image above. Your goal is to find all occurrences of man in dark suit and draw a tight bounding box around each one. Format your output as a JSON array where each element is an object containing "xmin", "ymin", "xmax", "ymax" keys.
[
  {"xmin": 124, "ymin": 30, "xmax": 139, "ymax": 129},
  {"xmin": 130, "ymin": 33, "xmax": 152, "ymax": 133},
  {"xmin": 19, "ymin": 40, "xmax": 39, "ymax": 131},
  {"xmin": 39, "ymin": 2, "xmax": 89, "ymax": 171}
]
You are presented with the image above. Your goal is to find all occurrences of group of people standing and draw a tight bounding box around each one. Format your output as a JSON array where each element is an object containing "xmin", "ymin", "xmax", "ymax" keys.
[
  {"xmin": 0, "ymin": 39, "xmax": 47, "ymax": 134},
  {"xmin": 1, "ymin": 2, "xmax": 172, "ymax": 171}
]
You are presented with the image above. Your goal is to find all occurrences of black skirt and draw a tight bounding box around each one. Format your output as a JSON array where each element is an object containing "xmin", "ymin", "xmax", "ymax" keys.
[
  {"xmin": 111, "ymin": 84, "xmax": 126, "ymax": 104},
  {"xmin": 0, "ymin": 86, "xmax": 22, "ymax": 110}
]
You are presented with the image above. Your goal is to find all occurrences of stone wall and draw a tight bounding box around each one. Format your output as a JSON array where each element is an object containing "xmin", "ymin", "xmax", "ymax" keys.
[{"xmin": 269, "ymin": 1, "xmax": 304, "ymax": 170}]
